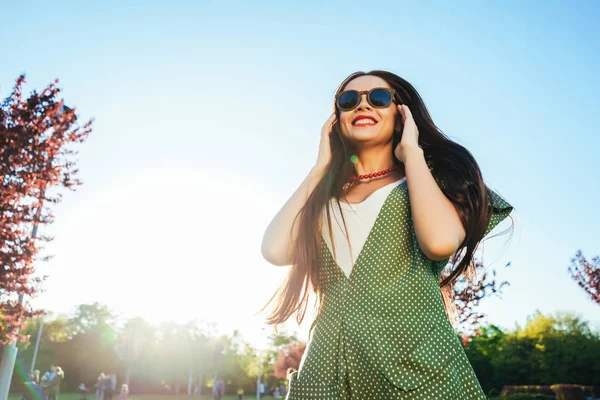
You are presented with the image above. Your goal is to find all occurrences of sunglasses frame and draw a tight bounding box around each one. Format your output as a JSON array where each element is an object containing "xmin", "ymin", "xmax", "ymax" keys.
[{"xmin": 335, "ymin": 87, "xmax": 397, "ymax": 111}]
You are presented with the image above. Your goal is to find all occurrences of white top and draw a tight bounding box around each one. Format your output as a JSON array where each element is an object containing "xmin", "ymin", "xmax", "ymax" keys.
[{"xmin": 321, "ymin": 178, "xmax": 406, "ymax": 278}]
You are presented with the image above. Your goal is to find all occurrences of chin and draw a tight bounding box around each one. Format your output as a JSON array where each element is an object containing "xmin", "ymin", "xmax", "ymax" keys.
[{"xmin": 347, "ymin": 128, "xmax": 391, "ymax": 144}]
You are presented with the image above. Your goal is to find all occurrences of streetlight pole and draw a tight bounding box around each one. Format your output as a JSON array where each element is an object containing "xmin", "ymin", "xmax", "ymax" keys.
[
  {"xmin": 256, "ymin": 327, "xmax": 267, "ymax": 400},
  {"xmin": 30, "ymin": 318, "xmax": 44, "ymax": 374},
  {"xmin": 256, "ymin": 350, "xmax": 262, "ymax": 400}
]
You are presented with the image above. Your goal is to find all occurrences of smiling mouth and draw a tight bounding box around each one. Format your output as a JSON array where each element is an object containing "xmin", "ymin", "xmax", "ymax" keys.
[{"xmin": 352, "ymin": 117, "xmax": 378, "ymax": 127}]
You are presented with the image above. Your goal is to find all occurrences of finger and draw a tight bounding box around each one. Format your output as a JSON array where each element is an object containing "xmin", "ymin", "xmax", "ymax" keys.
[
  {"xmin": 323, "ymin": 114, "xmax": 336, "ymax": 136},
  {"xmin": 326, "ymin": 113, "xmax": 336, "ymax": 127},
  {"xmin": 401, "ymin": 105, "xmax": 414, "ymax": 121},
  {"xmin": 397, "ymin": 104, "xmax": 406, "ymax": 123}
]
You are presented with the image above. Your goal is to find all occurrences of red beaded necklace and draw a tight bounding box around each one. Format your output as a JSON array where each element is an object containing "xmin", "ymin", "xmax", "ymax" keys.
[{"xmin": 348, "ymin": 167, "xmax": 396, "ymax": 183}]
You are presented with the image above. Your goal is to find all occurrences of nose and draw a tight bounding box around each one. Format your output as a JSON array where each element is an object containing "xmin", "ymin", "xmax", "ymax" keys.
[{"xmin": 356, "ymin": 93, "xmax": 372, "ymax": 111}]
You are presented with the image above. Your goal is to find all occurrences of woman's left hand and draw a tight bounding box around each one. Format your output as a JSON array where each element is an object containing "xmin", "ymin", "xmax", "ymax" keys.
[{"xmin": 394, "ymin": 104, "xmax": 421, "ymax": 162}]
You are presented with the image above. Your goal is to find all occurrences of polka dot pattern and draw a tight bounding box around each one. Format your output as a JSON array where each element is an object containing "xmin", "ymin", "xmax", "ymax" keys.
[{"xmin": 287, "ymin": 181, "xmax": 512, "ymax": 399}]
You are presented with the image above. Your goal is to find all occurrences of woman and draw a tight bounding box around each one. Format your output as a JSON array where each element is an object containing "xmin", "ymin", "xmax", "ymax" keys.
[
  {"xmin": 261, "ymin": 71, "xmax": 513, "ymax": 399},
  {"xmin": 45, "ymin": 365, "xmax": 64, "ymax": 400},
  {"xmin": 31, "ymin": 370, "xmax": 40, "ymax": 385},
  {"xmin": 21, "ymin": 370, "xmax": 43, "ymax": 400},
  {"xmin": 95, "ymin": 373, "xmax": 105, "ymax": 400}
]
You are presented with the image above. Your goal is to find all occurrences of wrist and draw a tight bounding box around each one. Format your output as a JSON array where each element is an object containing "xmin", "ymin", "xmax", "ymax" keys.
[
  {"xmin": 311, "ymin": 163, "xmax": 329, "ymax": 176},
  {"xmin": 401, "ymin": 145, "xmax": 424, "ymax": 162}
]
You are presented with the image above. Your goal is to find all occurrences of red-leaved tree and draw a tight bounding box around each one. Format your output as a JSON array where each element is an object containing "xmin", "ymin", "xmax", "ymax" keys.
[
  {"xmin": 0, "ymin": 75, "xmax": 92, "ymax": 344},
  {"xmin": 274, "ymin": 341, "xmax": 306, "ymax": 380},
  {"xmin": 568, "ymin": 250, "xmax": 599, "ymax": 305},
  {"xmin": 440, "ymin": 256, "xmax": 511, "ymax": 339}
]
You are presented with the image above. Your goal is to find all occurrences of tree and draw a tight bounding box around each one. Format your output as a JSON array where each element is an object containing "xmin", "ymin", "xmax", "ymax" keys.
[
  {"xmin": 15, "ymin": 313, "xmax": 70, "ymax": 373},
  {"xmin": 54, "ymin": 304, "xmax": 118, "ymax": 388},
  {"xmin": 464, "ymin": 311, "xmax": 600, "ymax": 393},
  {"xmin": 0, "ymin": 75, "xmax": 93, "ymax": 344},
  {"xmin": 186, "ymin": 325, "xmax": 214, "ymax": 395},
  {"xmin": 115, "ymin": 317, "xmax": 154, "ymax": 386},
  {"xmin": 440, "ymin": 256, "xmax": 510, "ymax": 337},
  {"xmin": 68, "ymin": 303, "xmax": 116, "ymax": 336},
  {"xmin": 274, "ymin": 342, "xmax": 305, "ymax": 380},
  {"xmin": 568, "ymin": 250, "xmax": 599, "ymax": 305},
  {"xmin": 262, "ymin": 330, "xmax": 298, "ymax": 384}
]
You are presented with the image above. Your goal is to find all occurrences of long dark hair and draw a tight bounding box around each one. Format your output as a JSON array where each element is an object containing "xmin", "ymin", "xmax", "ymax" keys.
[{"xmin": 265, "ymin": 70, "xmax": 508, "ymax": 326}]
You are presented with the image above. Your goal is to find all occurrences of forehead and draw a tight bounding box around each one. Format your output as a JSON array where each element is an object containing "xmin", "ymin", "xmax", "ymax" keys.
[{"xmin": 344, "ymin": 75, "xmax": 390, "ymax": 91}]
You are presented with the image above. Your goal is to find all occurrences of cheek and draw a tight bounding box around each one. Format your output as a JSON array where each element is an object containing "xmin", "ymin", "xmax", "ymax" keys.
[
  {"xmin": 382, "ymin": 110, "xmax": 399, "ymax": 131},
  {"xmin": 380, "ymin": 109, "xmax": 396, "ymax": 124},
  {"xmin": 339, "ymin": 113, "xmax": 353, "ymax": 134},
  {"xmin": 340, "ymin": 112, "xmax": 352, "ymax": 126}
]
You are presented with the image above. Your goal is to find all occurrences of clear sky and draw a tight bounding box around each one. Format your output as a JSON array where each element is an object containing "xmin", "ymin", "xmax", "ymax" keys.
[{"xmin": 1, "ymin": 1, "xmax": 599, "ymax": 347}]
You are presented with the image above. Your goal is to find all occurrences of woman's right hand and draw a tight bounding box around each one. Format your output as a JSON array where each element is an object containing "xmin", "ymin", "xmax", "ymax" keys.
[
  {"xmin": 315, "ymin": 113, "xmax": 337, "ymax": 170},
  {"xmin": 263, "ymin": 115, "xmax": 337, "ymax": 266}
]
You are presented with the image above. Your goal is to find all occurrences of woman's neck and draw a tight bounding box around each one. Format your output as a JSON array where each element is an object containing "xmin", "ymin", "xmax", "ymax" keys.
[{"xmin": 351, "ymin": 147, "xmax": 398, "ymax": 176}]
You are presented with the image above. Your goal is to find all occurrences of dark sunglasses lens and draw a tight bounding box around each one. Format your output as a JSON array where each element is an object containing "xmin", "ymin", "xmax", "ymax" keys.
[
  {"xmin": 369, "ymin": 89, "xmax": 393, "ymax": 107},
  {"xmin": 337, "ymin": 91, "xmax": 359, "ymax": 110}
]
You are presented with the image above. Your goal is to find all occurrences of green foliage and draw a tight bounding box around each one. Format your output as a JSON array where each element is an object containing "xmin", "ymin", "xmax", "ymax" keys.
[
  {"xmin": 9, "ymin": 395, "xmax": 251, "ymax": 400},
  {"xmin": 68, "ymin": 303, "xmax": 116, "ymax": 337},
  {"xmin": 10, "ymin": 305, "xmax": 599, "ymax": 396},
  {"xmin": 465, "ymin": 311, "xmax": 600, "ymax": 394},
  {"xmin": 10, "ymin": 304, "xmax": 299, "ymax": 395}
]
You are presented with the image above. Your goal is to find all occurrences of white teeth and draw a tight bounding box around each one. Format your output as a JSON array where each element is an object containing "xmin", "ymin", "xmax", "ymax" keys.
[{"xmin": 354, "ymin": 119, "xmax": 376, "ymax": 125}]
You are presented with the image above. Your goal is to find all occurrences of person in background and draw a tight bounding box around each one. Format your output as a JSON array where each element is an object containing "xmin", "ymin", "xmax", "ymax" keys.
[
  {"xmin": 22, "ymin": 370, "xmax": 44, "ymax": 400},
  {"xmin": 236, "ymin": 387, "xmax": 244, "ymax": 400},
  {"xmin": 212, "ymin": 379, "xmax": 224, "ymax": 400},
  {"xmin": 40, "ymin": 370, "xmax": 50, "ymax": 388},
  {"xmin": 95, "ymin": 373, "xmax": 105, "ymax": 400},
  {"xmin": 111, "ymin": 375, "xmax": 117, "ymax": 398},
  {"xmin": 103, "ymin": 374, "xmax": 112, "ymax": 400},
  {"xmin": 31, "ymin": 370, "xmax": 40, "ymax": 385},
  {"xmin": 45, "ymin": 365, "xmax": 64, "ymax": 400},
  {"xmin": 78, "ymin": 383, "xmax": 89, "ymax": 400},
  {"xmin": 280, "ymin": 383, "xmax": 286, "ymax": 398},
  {"xmin": 119, "ymin": 384, "xmax": 129, "ymax": 400},
  {"xmin": 104, "ymin": 373, "xmax": 117, "ymax": 400}
]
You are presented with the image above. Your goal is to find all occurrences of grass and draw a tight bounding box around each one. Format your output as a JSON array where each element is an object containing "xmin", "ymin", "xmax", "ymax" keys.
[{"xmin": 9, "ymin": 395, "xmax": 255, "ymax": 400}]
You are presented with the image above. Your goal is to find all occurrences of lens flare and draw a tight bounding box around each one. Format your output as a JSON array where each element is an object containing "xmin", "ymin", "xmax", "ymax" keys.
[{"xmin": 15, "ymin": 358, "xmax": 44, "ymax": 400}]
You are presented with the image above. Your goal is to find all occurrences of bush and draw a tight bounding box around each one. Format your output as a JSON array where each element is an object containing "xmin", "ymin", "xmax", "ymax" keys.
[
  {"xmin": 500, "ymin": 394, "xmax": 555, "ymax": 400},
  {"xmin": 501, "ymin": 386, "xmax": 555, "ymax": 396},
  {"xmin": 550, "ymin": 384, "xmax": 584, "ymax": 400},
  {"xmin": 581, "ymin": 385, "xmax": 600, "ymax": 397}
]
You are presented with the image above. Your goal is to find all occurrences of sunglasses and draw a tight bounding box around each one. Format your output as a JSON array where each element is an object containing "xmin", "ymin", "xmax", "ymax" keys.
[{"xmin": 335, "ymin": 88, "xmax": 396, "ymax": 111}]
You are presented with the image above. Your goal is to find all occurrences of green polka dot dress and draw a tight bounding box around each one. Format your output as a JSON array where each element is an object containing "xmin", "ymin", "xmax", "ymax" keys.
[{"xmin": 286, "ymin": 180, "xmax": 512, "ymax": 399}]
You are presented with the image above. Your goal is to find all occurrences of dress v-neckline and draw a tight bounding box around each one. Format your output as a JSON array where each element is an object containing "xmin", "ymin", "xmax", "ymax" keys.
[
  {"xmin": 321, "ymin": 179, "xmax": 407, "ymax": 280},
  {"xmin": 338, "ymin": 177, "xmax": 406, "ymax": 207}
]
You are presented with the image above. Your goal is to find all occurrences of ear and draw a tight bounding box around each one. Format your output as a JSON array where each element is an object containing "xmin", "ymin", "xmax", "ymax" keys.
[{"xmin": 394, "ymin": 112, "xmax": 404, "ymax": 133}]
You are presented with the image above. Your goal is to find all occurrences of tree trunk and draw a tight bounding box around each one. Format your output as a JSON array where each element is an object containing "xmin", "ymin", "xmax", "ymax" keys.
[{"xmin": 0, "ymin": 343, "xmax": 18, "ymax": 400}]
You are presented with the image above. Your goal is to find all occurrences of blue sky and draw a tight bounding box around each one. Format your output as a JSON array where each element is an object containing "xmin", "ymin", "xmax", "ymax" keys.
[{"xmin": 1, "ymin": 1, "xmax": 599, "ymax": 345}]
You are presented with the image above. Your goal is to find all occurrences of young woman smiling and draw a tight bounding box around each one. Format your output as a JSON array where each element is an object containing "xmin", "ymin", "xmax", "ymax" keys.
[{"xmin": 262, "ymin": 70, "xmax": 513, "ymax": 399}]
